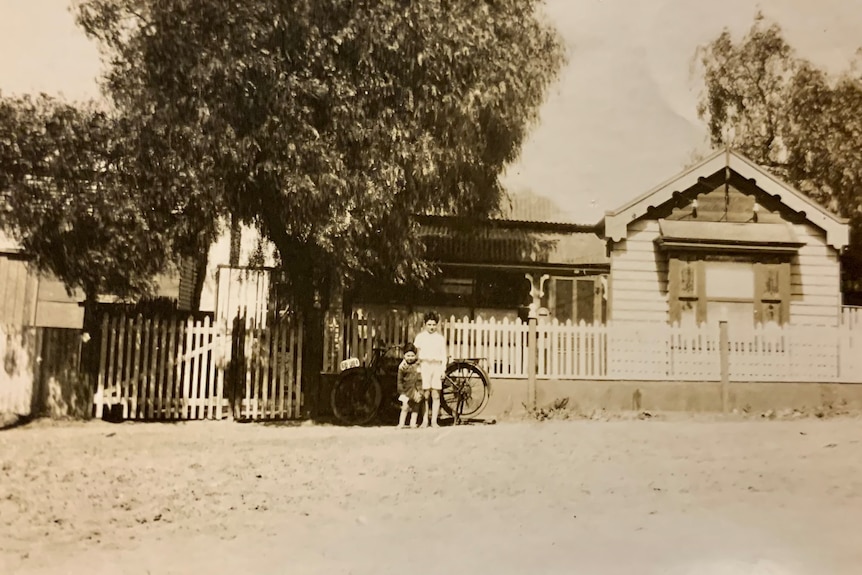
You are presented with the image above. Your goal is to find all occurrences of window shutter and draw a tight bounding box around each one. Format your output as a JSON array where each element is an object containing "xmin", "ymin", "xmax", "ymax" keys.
[
  {"xmin": 694, "ymin": 261, "xmax": 707, "ymax": 324},
  {"xmin": 754, "ymin": 262, "xmax": 790, "ymax": 324},
  {"xmin": 669, "ymin": 257, "xmax": 702, "ymax": 324},
  {"xmin": 669, "ymin": 258, "xmax": 681, "ymax": 323},
  {"xmin": 778, "ymin": 262, "xmax": 791, "ymax": 321}
]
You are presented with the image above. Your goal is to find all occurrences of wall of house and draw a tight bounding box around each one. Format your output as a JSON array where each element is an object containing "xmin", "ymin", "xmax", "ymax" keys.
[
  {"xmin": 1, "ymin": 230, "xmax": 83, "ymax": 329},
  {"xmin": 0, "ymin": 231, "xmax": 37, "ymax": 327},
  {"xmin": 790, "ymin": 222, "xmax": 842, "ymax": 326},
  {"xmin": 0, "ymin": 253, "xmax": 38, "ymax": 326},
  {"xmin": 33, "ymin": 277, "xmax": 84, "ymax": 329},
  {"xmin": 608, "ymin": 217, "xmax": 843, "ymax": 327},
  {"xmin": 608, "ymin": 220, "xmax": 667, "ymax": 323}
]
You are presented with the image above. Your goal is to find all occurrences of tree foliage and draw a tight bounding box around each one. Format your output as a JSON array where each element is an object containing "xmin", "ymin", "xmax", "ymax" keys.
[
  {"xmin": 75, "ymin": 0, "xmax": 566, "ymax": 307},
  {"xmin": 696, "ymin": 13, "xmax": 862, "ymax": 284},
  {"xmin": 0, "ymin": 94, "xmax": 205, "ymax": 300}
]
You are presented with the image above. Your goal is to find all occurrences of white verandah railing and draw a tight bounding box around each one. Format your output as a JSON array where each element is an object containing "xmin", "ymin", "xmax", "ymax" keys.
[{"xmin": 333, "ymin": 308, "xmax": 862, "ymax": 383}]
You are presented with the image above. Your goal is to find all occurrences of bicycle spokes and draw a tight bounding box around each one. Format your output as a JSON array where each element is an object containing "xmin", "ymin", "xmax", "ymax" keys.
[{"xmin": 442, "ymin": 365, "xmax": 489, "ymax": 418}]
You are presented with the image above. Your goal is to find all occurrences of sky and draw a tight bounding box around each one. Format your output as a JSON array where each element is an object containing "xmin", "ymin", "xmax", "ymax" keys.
[{"xmin": 2, "ymin": 0, "xmax": 861, "ymax": 223}]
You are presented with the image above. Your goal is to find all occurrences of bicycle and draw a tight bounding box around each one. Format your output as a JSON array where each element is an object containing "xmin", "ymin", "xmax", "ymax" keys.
[{"xmin": 330, "ymin": 341, "xmax": 491, "ymax": 426}]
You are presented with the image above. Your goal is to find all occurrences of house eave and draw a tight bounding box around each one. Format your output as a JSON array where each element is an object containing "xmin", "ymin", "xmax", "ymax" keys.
[
  {"xmin": 437, "ymin": 261, "xmax": 610, "ymax": 275},
  {"xmin": 603, "ymin": 149, "xmax": 850, "ymax": 250},
  {"xmin": 416, "ymin": 214, "xmax": 603, "ymax": 234},
  {"xmin": 654, "ymin": 239, "xmax": 804, "ymax": 255}
]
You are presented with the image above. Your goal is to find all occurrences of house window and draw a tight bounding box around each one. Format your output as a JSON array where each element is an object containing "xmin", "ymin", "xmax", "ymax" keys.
[
  {"xmin": 542, "ymin": 277, "xmax": 604, "ymax": 324},
  {"xmin": 669, "ymin": 257, "xmax": 790, "ymax": 325},
  {"xmin": 554, "ymin": 278, "xmax": 573, "ymax": 319},
  {"xmin": 704, "ymin": 261, "xmax": 755, "ymax": 325}
]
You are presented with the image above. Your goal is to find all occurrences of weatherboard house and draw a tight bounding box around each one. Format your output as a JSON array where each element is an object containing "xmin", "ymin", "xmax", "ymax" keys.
[
  {"xmin": 602, "ymin": 148, "xmax": 849, "ymax": 328},
  {"xmin": 325, "ymin": 148, "xmax": 859, "ymax": 415},
  {"xmin": 3, "ymin": 148, "xmax": 860, "ymax": 423},
  {"xmin": 343, "ymin": 148, "xmax": 849, "ymax": 330}
]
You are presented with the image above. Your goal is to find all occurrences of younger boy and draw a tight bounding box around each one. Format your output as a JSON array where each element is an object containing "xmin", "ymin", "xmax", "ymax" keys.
[{"xmin": 396, "ymin": 343, "xmax": 424, "ymax": 428}]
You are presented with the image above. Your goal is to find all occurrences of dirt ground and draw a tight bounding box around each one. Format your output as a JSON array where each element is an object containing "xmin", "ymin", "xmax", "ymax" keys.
[{"xmin": 1, "ymin": 414, "xmax": 861, "ymax": 575}]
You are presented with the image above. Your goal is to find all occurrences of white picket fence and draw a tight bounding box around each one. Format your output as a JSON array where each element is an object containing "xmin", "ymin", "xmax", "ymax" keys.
[
  {"xmin": 94, "ymin": 313, "xmax": 303, "ymax": 420},
  {"xmin": 332, "ymin": 310, "xmax": 862, "ymax": 383}
]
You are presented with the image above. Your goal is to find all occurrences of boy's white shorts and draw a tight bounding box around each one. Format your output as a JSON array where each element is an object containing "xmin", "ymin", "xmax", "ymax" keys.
[{"xmin": 420, "ymin": 361, "xmax": 444, "ymax": 391}]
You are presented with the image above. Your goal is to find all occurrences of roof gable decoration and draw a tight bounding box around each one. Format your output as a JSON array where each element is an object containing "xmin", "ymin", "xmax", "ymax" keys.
[{"xmin": 604, "ymin": 149, "xmax": 850, "ymax": 250}]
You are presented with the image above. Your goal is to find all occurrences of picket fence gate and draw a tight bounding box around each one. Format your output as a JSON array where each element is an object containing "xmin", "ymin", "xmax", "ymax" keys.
[
  {"xmin": 94, "ymin": 313, "xmax": 303, "ymax": 421},
  {"xmin": 331, "ymin": 311, "xmax": 862, "ymax": 383}
]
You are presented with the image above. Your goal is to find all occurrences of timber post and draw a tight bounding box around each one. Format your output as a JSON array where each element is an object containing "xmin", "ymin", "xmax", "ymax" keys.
[
  {"xmin": 525, "ymin": 273, "xmax": 549, "ymax": 411},
  {"xmin": 719, "ymin": 320, "xmax": 730, "ymax": 412}
]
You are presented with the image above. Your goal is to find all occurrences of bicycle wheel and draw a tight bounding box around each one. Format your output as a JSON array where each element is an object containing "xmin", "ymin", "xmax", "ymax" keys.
[
  {"xmin": 441, "ymin": 362, "xmax": 490, "ymax": 419},
  {"xmin": 331, "ymin": 368, "xmax": 382, "ymax": 425}
]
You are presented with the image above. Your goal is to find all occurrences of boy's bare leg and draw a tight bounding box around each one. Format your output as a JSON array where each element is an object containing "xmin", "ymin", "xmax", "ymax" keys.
[
  {"xmin": 430, "ymin": 389, "xmax": 441, "ymax": 427},
  {"xmin": 409, "ymin": 408, "xmax": 419, "ymax": 427},
  {"xmin": 397, "ymin": 399, "xmax": 410, "ymax": 428},
  {"xmin": 420, "ymin": 391, "xmax": 431, "ymax": 427}
]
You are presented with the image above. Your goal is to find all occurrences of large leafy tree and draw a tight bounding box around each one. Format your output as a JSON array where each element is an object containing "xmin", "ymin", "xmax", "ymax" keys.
[
  {"xmin": 696, "ymin": 13, "xmax": 862, "ymax": 288},
  {"xmin": 75, "ymin": 0, "xmax": 566, "ymax": 308},
  {"xmin": 0, "ymin": 94, "xmax": 209, "ymax": 303}
]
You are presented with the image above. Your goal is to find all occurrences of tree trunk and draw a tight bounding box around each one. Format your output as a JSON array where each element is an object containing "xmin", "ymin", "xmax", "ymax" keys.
[
  {"xmin": 191, "ymin": 250, "xmax": 209, "ymax": 311},
  {"xmin": 229, "ymin": 214, "xmax": 241, "ymax": 267}
]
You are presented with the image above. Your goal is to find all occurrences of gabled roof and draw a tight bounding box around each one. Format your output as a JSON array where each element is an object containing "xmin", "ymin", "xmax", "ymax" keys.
[{"xmin": 604, "ymin": 149, "xmax": 850, "ymax": 249}]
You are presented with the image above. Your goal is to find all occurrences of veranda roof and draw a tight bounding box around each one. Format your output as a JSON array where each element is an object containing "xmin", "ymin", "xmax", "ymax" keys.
[{"xmin": 420, "ymin": 222, "xmax": 609, "ymax": 270}]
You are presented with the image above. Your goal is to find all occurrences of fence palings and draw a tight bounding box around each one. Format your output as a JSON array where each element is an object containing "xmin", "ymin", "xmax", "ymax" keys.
[
  {"xmin": 334, "ymin": 309, "xmax": 862, "ymax": 383},
  {"xmin": 94, "ymin": 312, "xmax": 303, "ymax": 421},
  {"xmin": 234, "ymin": 319, "xmax": 302, "ymax": 420}
]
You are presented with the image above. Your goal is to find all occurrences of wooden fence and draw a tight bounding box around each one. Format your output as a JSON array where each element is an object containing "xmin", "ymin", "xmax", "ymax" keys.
[
  {"xmin": 94, "ymin": 313, "xmax": 303, "ymax": 421},
  {"xmin": 1, "ymin": 325, "xmax": 89, "ymax": 419},
  {"xmin": 330, "ymin": 310, "xmax": 862, "ymax": 383},
  {"xmin": 230, "ymin": 317, "xmax": 304, "ymax": 420},
  {"xmin": 0, "ymin": 324, "xmax": 37, "ymax": 417}
]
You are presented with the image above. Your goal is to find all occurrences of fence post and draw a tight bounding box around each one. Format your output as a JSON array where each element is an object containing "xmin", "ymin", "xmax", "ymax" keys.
[
  {"xmin": 524, "ymin": 272, "xmax": 548, "ymax": 410},
  {"xmin": 719, "ymin": 320, "xmax": 729, "ymax": 413},
  {"xmin": 528, "ymin": 317, "xmax": 538, "ymax": 410}
]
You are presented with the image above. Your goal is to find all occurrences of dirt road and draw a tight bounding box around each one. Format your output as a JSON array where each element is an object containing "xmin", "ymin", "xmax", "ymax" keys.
[{"xmin": 1, "ymin": 416, "xmax": 861, "ymax": 574}]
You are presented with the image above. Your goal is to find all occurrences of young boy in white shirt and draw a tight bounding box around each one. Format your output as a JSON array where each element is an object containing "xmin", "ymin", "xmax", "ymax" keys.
[{"xmin": 413, "ymin": 311, "xmax": 447, "ymax": 428}]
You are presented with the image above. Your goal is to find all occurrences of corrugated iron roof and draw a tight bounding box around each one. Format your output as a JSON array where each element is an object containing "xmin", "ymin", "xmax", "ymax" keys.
[
  {"xmin": 421, "ymin": 223, "xmax": 609, "ymax": 267},
  {"xmin": 495, "ymin": 192, "xmax": 582, "ymax": 224}
]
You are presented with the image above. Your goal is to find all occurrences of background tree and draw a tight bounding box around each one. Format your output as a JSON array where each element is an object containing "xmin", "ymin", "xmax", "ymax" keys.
[
  {"xmin": 695, "ymin": 13, "xmax": 862, "ymax": 291},
  {"xmin": 0, "ymin": 94, "xmax": 208, "ymax": 305},
  {"xmin": 74, "ymin": 0, "xmax": 566, "ymax": 309}
]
